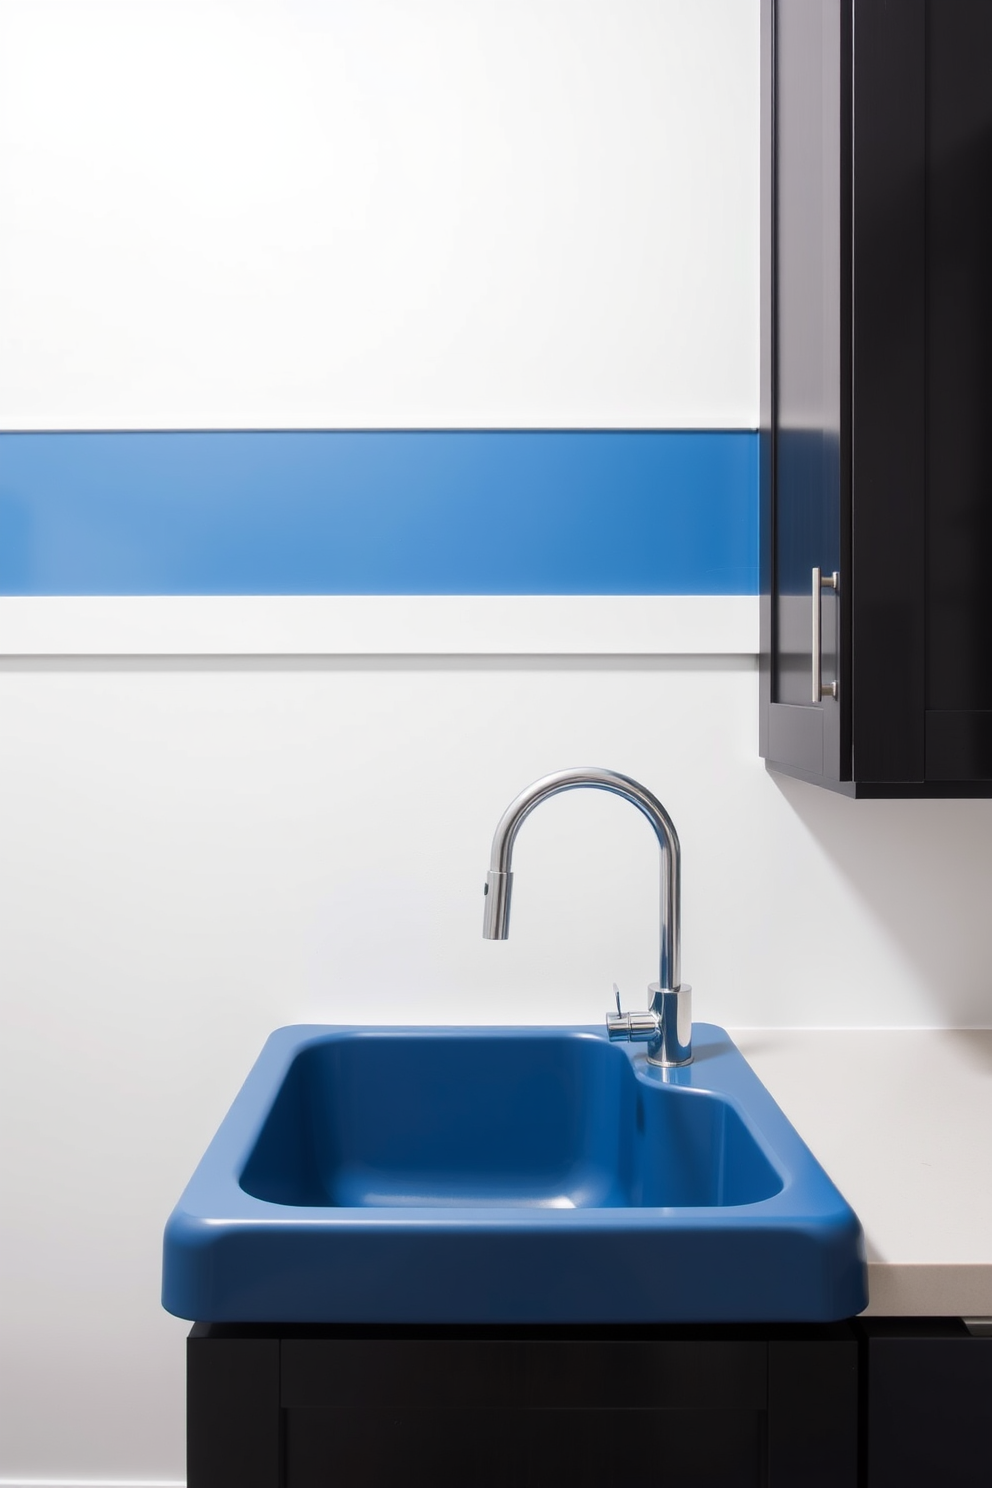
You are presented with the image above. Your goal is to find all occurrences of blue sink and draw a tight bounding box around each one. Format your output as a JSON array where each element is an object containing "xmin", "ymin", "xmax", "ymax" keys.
[{"xmin": 162, "ymin": 1024, "xmax": 866, "ymax": 1323}]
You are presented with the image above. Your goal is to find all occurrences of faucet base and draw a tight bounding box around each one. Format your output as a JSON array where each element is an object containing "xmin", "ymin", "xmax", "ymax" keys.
[
  {"xmin": 605, "ymin": 983, "xmax": 693, "ymax": 1066},
  {"xmin": 646, "ymin": 983, "xmax": 693, "ymax": 1066}
]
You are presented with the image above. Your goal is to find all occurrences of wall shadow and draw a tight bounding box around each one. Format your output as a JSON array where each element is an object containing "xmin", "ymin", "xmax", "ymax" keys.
[{"xmin": 770, "ymin": 771, "xmax": 992, "ymax": 1026}]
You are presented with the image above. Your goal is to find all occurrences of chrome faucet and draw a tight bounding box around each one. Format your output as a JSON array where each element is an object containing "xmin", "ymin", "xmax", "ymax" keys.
[{"xmin": 482, "ymin": 767, "xmax": 692, "ymax": 1066}]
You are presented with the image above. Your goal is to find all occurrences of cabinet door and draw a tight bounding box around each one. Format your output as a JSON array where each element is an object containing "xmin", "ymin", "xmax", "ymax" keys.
[
  {"xmin": 760, "ymin": 0, "xmax": 851, "ymax": 788},
  {"xmin": 925, "ymin": 0, "xmax": 992, "ymax": 782},
  {"xmin": 863, "ymin": 1319, "xmax": 992, "ymax": 1487},
  {"xmin": 761, "ymin": 0, "xmax": 928, "ymax": 795}
]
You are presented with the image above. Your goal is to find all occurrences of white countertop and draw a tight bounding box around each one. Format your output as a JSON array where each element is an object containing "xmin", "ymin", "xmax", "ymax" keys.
[{"xmin": 727, "ymin": 1029, "xmax": 992, "ymax": 1318}]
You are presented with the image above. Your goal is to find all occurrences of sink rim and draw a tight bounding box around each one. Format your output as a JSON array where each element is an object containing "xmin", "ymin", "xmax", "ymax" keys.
[{"xmin": 162, "ymin": 1023, "xmax": 868, "ymax": 1323}]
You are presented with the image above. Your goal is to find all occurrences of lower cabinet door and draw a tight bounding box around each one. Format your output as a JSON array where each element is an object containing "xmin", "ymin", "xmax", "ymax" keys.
[
  {"xmin": 864, "ymin": 1319, "xmax": 992, "ymax": 1488},
  {"xmin": 187, "ymin": 1324, "xmax": 861, "ymax": 1488}
]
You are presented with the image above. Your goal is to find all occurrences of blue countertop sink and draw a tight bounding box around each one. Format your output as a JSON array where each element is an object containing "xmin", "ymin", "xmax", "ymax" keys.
[{"xmin": 162, "ymin": 1024, "xmax": 867, "ymax": 1323}]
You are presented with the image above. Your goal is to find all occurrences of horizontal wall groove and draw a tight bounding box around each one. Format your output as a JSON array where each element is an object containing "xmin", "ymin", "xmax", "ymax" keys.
[
  {"xmin": 0, "ymin": 596, "xmax": 759, "ymax": 658},
  {"xmin": 0, "ymin": 653, "xmax": 759, "ymax": 673},
  {"xmin": 0, "ymin": 1480, "xmax": 185, "ymax": 1487}
]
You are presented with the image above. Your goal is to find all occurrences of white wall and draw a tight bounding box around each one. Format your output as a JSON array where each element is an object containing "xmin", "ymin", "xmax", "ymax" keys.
[
  {"xmin": 4, "ymin": 659, "xmax": 992, "ymax": 1482},
  {"xmin": 2, "ymin": 4, "xmax": 991, "ymax": 1485},
  {"xmin": 0, "ymin": 0, "xmax": 758, "ymax": 430}
]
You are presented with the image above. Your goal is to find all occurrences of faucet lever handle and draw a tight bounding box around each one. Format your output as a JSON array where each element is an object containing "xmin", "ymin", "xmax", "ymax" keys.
[{"xmin": 613, "ymin": 982, "xmax": 622, "ymax": 1016}]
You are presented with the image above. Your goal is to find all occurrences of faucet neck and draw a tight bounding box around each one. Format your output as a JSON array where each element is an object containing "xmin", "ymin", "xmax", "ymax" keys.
[{"xmin": 484, "ymin": 767, "xmax": 681, "ymax": 992}]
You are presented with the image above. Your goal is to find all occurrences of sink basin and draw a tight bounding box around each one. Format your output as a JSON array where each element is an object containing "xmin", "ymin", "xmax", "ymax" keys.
[{"xmin": 162, "ymin": 1024, "xmax": 867, "ymax": 1323}]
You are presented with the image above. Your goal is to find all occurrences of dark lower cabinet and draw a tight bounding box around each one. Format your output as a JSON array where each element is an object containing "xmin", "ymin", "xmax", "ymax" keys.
[
  {"xmin": 863, "ymin": 1319, "xmax": 992, "ymax": 1488},
  {"xmin": 285, "ymin": 1408, "xmax": 763, "ymax": 1488},
  {"xmin": 186, "ymin": 1334, "xmax": 281, "ymax": 1488},
  {"xmin": 188, "ymin": 1318, "xmax": 992, "ymax": 1485},
  {"xmin": 187, "ymin": 1323, "xmax": 859, "ymax": 1488}
]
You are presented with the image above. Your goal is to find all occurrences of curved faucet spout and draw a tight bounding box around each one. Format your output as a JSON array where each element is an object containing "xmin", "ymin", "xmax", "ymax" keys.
[{"xmin": 482, "ymin": 766, "xmax": 681, "ymax": 995}]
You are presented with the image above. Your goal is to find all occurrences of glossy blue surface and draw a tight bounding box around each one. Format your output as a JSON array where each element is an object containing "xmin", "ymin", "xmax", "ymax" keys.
[
  {"xmin": 162, "ymin": 1025, "xmax": 867, "ymax": 1324},
  {"xmin": 0, "ymin": 430, "xmax": 758, "ymax": 595}
]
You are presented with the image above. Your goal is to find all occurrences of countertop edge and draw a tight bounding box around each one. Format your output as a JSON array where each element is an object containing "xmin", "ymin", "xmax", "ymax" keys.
[{"xmin": 727, "ymin": 1028, "xmax": 992, "ymax": 1319}]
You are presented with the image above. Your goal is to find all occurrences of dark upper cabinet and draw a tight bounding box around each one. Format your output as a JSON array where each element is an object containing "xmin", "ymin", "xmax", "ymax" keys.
[{"xmin": 760, "ymin": 0, "xmax": 992, "ymax": 796}]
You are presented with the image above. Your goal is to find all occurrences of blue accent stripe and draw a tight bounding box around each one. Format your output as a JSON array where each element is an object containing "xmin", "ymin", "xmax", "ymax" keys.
[{"xmin": 0, "ymin": 431, "xmax": 758, "ymax": 596}]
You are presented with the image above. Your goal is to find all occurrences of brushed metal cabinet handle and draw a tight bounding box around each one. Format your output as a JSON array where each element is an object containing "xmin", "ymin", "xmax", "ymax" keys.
[{"xmin": 812, "ymin": 566, "xmax": 840, "ymax": 702}]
